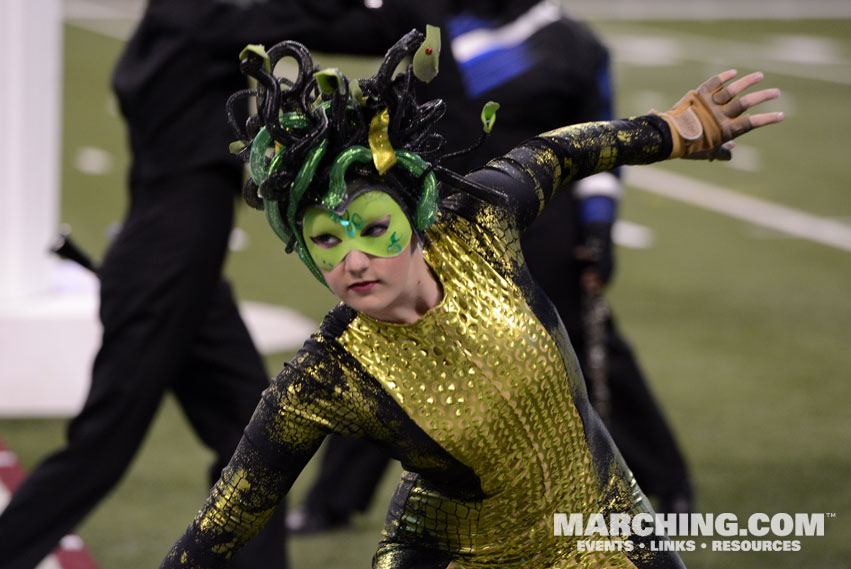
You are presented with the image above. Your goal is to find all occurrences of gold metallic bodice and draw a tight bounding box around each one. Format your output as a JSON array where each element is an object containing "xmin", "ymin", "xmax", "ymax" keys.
[{"xmin": 339, "ymin": 218, "xmax": 638, "ymax": 568}]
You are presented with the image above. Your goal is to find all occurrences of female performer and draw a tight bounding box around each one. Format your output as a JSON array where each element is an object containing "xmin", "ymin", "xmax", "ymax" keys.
[{"xmin": 160, "ymin": 29, "xmax": 781, "ymax": 568}]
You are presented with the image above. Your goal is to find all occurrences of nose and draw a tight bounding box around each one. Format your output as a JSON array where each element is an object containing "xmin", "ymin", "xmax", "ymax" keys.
[{"xmin": 342, "ymin": 248, "xmax": 370, "ymax": 274}]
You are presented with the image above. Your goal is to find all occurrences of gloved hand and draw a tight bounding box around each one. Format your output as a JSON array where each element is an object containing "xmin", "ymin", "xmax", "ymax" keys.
[
  {"xmin": 575, "ymin": 221, "xmax": 614, "ymax": 295},
  {"xmin": 654, "ymin": 69, "xmax": 783, "ymax": 160}
]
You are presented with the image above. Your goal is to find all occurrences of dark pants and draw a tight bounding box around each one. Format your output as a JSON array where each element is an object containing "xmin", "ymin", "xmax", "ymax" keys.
[
  {"xmin": 0, "ymin": 166, "xmax": 286, "ymax": 569},
  {"xmin": 577, "ymin": 317, "xmax": 692, "ymax": 502}
]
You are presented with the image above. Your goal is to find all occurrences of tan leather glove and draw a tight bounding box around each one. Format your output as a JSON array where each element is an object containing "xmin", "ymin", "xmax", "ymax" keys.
[{"xmin": 655, "ymin": 73, "xmax": 755, "ymax": 161}]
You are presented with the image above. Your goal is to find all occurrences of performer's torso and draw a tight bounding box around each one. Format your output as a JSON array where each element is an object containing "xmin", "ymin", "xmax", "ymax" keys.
[{"xmin": 333, "ymin": 211, "xmax": 640, "ymax": 567}]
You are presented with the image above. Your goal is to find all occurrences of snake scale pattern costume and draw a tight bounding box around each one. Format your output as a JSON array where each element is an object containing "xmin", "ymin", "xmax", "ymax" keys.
[{"xmin": 160, "ymin": 117, "xmax": 687, "ymax": 569}]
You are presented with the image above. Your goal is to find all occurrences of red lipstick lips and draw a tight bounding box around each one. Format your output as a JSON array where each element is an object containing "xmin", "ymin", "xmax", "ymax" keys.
[{"xmin": 349, "ymin": 280, "xmax": 377, "ymax": 292}]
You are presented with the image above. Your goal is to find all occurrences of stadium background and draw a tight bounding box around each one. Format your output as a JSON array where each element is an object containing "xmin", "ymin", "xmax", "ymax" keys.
[{"xmin": 1, "ymin": 1, "xmax": 848, "ymax": 567}]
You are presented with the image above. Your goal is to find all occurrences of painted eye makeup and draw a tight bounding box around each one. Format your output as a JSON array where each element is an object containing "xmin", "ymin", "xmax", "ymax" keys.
[
  {"xmin": 310, "ymin": 234, "xmax": 342, "ymax": 248},
  {"xmin": 361, "ymin": 216, "xmax": 391, "ymax": 238}
]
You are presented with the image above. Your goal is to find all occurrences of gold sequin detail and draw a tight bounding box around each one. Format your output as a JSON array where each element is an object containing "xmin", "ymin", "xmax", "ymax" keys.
[
  {"xmin": 192, "ymin": 463, "xmax": 278, "ymax": 561},
  {"xmin": 340, "ymin": 222, "xmax": 637, "ymax": 568}
]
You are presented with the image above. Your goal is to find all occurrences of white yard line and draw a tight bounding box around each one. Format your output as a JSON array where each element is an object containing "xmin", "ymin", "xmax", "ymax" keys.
[
  {"xmin": 625, "ymin": 166, "xmax": 851, "ymax": 252},
  {"xmin": 64, "ymin": 0, "xmax": 144, "ymax": 21},
  {"xmin": 604, "ymin": 27, "xmax": 851, "ymax": 85},
  {"xmin": 566, "ymin": 0, "xmax": 851, "ymax": 20},
  {"xmin": 613, "ymin": 220, "xmax": 655, "ymax": 249}
]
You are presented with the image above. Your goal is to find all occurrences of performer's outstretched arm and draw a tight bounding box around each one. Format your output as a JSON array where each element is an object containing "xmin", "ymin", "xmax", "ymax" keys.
[{"xmin": 465, "ymin": 70, "xmax": 782, "ymax": 231}]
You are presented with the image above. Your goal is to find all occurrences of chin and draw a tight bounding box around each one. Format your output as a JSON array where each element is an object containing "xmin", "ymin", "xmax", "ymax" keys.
[
  {"xmin": 344, "ymin": 293, "xmax": 384, "ymax": 315},
  {"xmin": 349, "ymin": 294, "xmax": 403, "ymax": 322}
]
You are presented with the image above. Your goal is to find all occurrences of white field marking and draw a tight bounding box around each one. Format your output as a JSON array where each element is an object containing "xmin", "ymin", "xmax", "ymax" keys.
[
  {"xmin": 64, "ymin": 0, "xmax": 144, "ymax": 41},
  {"xmin": 609, "ymin": 32, "xmax": 849, "ymax": 76},
  {"xmin": 613, "ymin": 220, "xmax": 655, "ymax": 249},
  {"xmin": 767, "ymin": 35, "xmax": 847, "ymax": 65},
  {"xmin": 228, "ymin": 227, "xmax": 250, "ymax": 252},
  {"xmin": 625, "ymin": 166, "xmax": 851, "ymax": 252},
  {"xmin": 64, "ymin": 0, "xmax": 145, "ymax": 21},
  {"xmin": 565, "ymin": 0, "xmax": 851, "ymax": 21},
  {"xmin": 613, "ymin": 36, "xmax": 684, "ymax": 66},
  {"xmin": 605, "ymin": 27, "xmax": 851, "ymax": 86},
  {"xmin": 272, "ymin": 59, "xmax": 300, "ymax": 80},
  {"xmin": 724, "ymin": 144, "xmax": 761, "ymax": 173},
  {"xmin": 239, "ymin": 301, "xmax": 317, "ymax": 354},
  {"xmin": 73, "ymin": 146, "xmax": 113, "ymax": 176}
]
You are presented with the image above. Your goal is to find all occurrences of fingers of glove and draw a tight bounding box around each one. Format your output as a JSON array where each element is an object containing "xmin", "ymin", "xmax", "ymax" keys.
[
  {"xmin": 697, "ymin": 69, "xmax": 737, "ymax": 96},
  {"xmin": 732, "ymin": 87, "xmax": 781, "ymax": 115},
  {"xmin": 722, "ymin": 97, "xmax": 745, "ymax": 118},
  {"xmin": 723, "ymin": 108, "xmax": 784, "ymax": 140},
  {"xmin": 712, "ymin": 86, "xmax": 734, "ymax": 105},
  {"xmin": 725, "ymin": 71, "xmax": 766, "ymax": 99},
  {"xmin": 749, "ymin": 110, "xmax": 785, "ymax": 129},
  {"xmin": 704, "ymin": 70, "xmax": 769, "ymax": 113},
  {"xmin": 723, "ymin": 116, "xmax": 754, "ymax": 139}
]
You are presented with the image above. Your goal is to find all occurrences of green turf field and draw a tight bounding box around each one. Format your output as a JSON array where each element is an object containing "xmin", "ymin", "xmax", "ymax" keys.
[{"xmin": 1, "ymin": 15, "xmax": 849, "ymax": 569}]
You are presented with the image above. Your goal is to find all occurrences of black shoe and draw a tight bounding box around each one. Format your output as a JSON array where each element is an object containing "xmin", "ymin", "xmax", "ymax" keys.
[{"xmin": 286, "ymin": 506, "xmax": 351, "ymax": 535}]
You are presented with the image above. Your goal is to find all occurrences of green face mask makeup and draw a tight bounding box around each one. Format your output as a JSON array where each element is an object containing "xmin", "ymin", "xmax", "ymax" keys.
[{"xmin": 302, "ymin": 190, "xmax": 413, "ymax": 271}]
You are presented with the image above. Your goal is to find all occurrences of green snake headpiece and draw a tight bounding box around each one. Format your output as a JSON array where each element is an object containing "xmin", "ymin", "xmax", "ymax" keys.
[{"xmin": 226, "ymin": 27, "xmax": 501, "ymax": 285}]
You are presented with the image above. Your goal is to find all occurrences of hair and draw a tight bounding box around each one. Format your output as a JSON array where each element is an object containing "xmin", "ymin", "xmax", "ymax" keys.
[{"xmin": 226, "ymin": 28, "xmax": 505, "ymax": 282}]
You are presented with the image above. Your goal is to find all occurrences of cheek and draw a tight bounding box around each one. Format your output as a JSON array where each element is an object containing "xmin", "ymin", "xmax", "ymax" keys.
[
  {"xmin": 321, "ymin": 267, "xmax": 348, "ymax": 298},
  {"xmin": 377, "ymin": 248, "xmax": 413, "ymax": 277}
]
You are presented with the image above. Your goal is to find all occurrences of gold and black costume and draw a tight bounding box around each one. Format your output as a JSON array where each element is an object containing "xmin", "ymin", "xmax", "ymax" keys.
[{"xmin": 160, "ymin": 117, "xmax": 687, "ymax": 568}]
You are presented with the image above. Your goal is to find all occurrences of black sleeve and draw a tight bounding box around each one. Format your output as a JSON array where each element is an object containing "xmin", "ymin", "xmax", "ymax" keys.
[
  {"xmin": 158, "ymin": 336, "xmax": 360, "ymax": 568},
  {"xmin": 466, "ymin": 114, "xmax": 673, "ymax": 234}
]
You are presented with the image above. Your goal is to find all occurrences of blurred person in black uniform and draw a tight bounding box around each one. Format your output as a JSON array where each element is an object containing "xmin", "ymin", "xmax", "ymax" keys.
[
  {"xmin": 287, "ymin": 0, "xmax": 693, "ymax": 535},
  {"xmin": 0, "ymin": 1, "xmax": 438, "ymax": 567}
]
